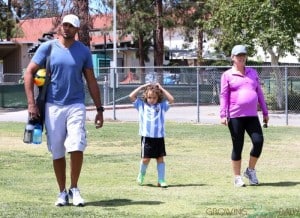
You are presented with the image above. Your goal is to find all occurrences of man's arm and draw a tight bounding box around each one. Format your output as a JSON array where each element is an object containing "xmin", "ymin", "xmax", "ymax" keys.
[
  {"xmin": 83, "ymin": 68, "xmax": 104, "ymax": 128},
  {"xmin": 24, "ymin": 61, "xmax": 40, "ymax": 117}
]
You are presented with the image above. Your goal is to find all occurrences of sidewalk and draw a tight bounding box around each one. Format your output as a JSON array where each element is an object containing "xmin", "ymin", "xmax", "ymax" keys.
[{"xmin": 1, "ymin": 105, "xmax": 299, "ymax": 127}]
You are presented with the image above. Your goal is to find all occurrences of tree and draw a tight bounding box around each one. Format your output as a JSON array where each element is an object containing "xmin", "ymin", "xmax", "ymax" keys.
[
  {"xmin": 71, "ymin": 0, "xmax": 91, "ymax": 47},
  {"xmin": 116, "ymin": 0, "xmax": 182, "ymax": 83},
  {"xmin": 116, "ymin": 0, "xmax": 155, "ymax": 82},
  {"xmin": 206, "ymin": 0, "xmax": 300, "ymax": 109},
  {"xmin": 0, "ymin": 0, "xmax": 17, "ymax": 41},
  {"xmin": 171, "ymin": 1, "xmax": 211, "ymax": 66},
  {"xmin": 207, "ymin": 0, "xmax": 300, "ymax": 63},
  {"xmin": 12, "ymin": 0, "xmax": 60, "ymax": 19}
]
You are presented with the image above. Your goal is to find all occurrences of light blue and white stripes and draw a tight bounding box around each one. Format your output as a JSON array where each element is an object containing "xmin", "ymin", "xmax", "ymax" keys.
[{"xmin": 134, "ymin": 98, "xmax": 169, "ymax": 138}]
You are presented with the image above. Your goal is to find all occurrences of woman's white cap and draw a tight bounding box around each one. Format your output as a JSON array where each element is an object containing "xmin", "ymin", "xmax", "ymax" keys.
[
  {"xmin": 62, "ymin": 14, "xmax": 80, "ymax": 28},
  {"xmin": 231, "ymin": 45, "xmax": 247, "ymax": 56}
]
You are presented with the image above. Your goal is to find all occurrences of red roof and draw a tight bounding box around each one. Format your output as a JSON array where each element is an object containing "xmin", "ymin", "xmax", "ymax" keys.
[
  {"xmin": 13, "ymin": 17, "xmax": 60, "ymax": 43},
  {"xmin": 12, "ymin": 15, "xmax": 131, "ymax": 45}
]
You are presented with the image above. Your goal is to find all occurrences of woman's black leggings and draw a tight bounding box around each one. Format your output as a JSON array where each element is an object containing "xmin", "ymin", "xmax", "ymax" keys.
[{"xmin": 228, "ymin": 116, "xmax": 264, "ymax": 161}]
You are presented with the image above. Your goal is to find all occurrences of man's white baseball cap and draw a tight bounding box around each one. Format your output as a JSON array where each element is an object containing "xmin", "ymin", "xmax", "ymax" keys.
[
  {"xmin": 62, "ymin": 14, "xmax": 80, "ymax": 28},
  {"xmin": 231, "ymin": 45, "xmax": 247, "ymax": 56}
]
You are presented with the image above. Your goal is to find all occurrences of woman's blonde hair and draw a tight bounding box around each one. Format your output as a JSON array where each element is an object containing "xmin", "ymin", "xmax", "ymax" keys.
[{"xmin": 142, "ymin": 84, "xmax": 164, "ymax": 103}]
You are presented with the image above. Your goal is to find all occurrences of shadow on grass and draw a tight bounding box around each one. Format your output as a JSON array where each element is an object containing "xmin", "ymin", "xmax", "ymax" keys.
[
  {"xmin": 259, "ymin": 181, "xmax": 300, "ymax": 187},
  {"xmin": 143, "ymin": 183, "xmax": 206, "ymax": 188},
  {"xmin": 86, "ymin": 199, "xmax": 163, "ymax": 207}
]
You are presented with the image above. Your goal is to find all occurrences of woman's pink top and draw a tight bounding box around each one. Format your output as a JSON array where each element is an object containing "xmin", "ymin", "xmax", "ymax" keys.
[{"xmin": 220, "ymin": 67, "xmax": 268, "ymax": 119}]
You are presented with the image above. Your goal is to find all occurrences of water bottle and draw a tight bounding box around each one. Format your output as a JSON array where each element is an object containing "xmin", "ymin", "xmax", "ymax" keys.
[
  {"xmin": 32, "ymin": 124, "xmax": 42, "ymax": 144},
  {"xmin": 23, "ymin": 122, "xmax": 35, "ymax": 143}
]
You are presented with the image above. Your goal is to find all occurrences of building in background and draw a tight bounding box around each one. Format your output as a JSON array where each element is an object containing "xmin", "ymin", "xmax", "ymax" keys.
[{"xmin": 1, "ymin": 14, "xmax": 299, "ymax": 84}]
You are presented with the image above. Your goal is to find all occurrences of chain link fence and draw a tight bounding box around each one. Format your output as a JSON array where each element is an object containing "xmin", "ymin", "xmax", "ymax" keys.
[
  {"xmin": 1, "ymin": 65, "xmax": 300, "ymax": 124},
  {"xmin": 98, "ymin": 66, "xmax": 300, "ymax": 111}
]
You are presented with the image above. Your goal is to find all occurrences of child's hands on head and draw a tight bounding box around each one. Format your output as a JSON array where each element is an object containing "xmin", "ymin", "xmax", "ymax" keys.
[
  {"xmin": 155, "ymin": 83, "xmax": 162, "ymax": 89},
  {"xmin": 142, "ymin": 83, "xmax": 151, "ymax": 90}
]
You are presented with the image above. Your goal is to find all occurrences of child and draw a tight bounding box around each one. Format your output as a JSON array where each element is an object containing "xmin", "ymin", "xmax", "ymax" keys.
[{"xmin": 129, "ymin": 83, "xmax": 174, "ymax": 188}]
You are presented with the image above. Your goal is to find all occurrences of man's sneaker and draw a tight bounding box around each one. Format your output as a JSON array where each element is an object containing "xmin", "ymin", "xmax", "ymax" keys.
[
  {"xmin": 244, "ymin": 168, "xmax": 259, "ymax": 185},
  {"xmin": 234, "ymin": 176, "xmax": 246, "ymax": 187},
  {"xmin": 157, "ymin": 180, "xmax": 168, "ymax": 188},
  {"xmin": 68, "ymin": 187, "xmax": 85, "ymax": 206},
  {"xmin": 55, "ymin": 189, "xmax": 69, "ymax": 206},
  {"xmin": 137, "ymin": 173, "xmax": 145, "ymax": 185}
]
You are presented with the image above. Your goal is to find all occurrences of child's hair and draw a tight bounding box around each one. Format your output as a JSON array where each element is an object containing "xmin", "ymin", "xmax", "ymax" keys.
[{"xmin": 142, "ymin": 84, "xmax": 164, "ymax": 103}]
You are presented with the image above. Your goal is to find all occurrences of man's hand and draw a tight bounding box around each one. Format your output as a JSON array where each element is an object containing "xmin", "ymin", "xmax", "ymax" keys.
[
  {"xmin": 95, "ymin": 112, "xmax": 104, "ymax": 129},
  {"xmin": 28, "ymin": 103, "xmax": 40, "ymax": 119}
]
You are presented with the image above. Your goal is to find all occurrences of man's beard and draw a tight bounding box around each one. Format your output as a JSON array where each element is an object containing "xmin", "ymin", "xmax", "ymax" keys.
[
  {"xmin": 63, "ymin": 35, "xmax": 75, "ymax": 40},
  {"xmin": 62, "ymin": 32, "xmax": 75, "ymax": 40}
]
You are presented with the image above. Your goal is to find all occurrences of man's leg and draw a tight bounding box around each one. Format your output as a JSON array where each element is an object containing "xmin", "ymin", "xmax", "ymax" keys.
[
  {"xmin": 68, "ymin": 151, "xmax": 85, "ymax": 206},
  {"xmin": 53, "ymin": 157, "xmax": 66, "ymax": 192},
  {"xmin": 70, "ymin": 151, "xmax": 83, "ymax": 188}
]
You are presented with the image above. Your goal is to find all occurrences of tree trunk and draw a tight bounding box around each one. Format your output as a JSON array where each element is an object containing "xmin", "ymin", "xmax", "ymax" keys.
[
  {"xmin": 72, "ymin": 0, "xmax": 91, "ymax": 48},
  {"xmin": 197, "ymin": 27, "xmax": 205, "ymax": 83},
  {"xmin": 197, "ymin": 27, "xmax": 203, "ymax": 66},
  {"xmin": 155, "ymin": 0, "xmax": 164, "ymax": 84},
  {"xmin": 6, "ymin": 0, "xmax": 12, "ymax": 41},
  {"xmin": 138, "ymin": 32, "xmax": 146, "ymax": 83},
  {"xmin": 268, "ymin": 48, "xmax": 284, "ymax": 110}
]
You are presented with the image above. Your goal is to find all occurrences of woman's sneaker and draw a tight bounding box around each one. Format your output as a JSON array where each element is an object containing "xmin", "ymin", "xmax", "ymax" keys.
[
  {"xmin": 234, "ymin": 176, "xmax": 246, "ymax": 187},
  {"xmin": 244, "ymin": 168, "xmax": 259, "ymax": 185},
  {"xmin": 68, "ymin": 187, "xmax": 85, "ymax": 206},
  {"xmin": 55, "ymin": 189, "xmax": 69, "ymax": 206}
]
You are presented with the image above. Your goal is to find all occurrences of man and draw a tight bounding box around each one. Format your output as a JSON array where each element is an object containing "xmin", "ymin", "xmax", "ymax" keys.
[{"xmin": 24, "ymin": 14, "xmax": 104, "ymax": 206}]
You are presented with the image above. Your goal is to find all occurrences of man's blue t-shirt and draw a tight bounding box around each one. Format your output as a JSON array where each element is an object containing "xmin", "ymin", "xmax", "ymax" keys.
[{"xmin": 31, "ymin": 39, "xmax": 93, "ymax": 105}]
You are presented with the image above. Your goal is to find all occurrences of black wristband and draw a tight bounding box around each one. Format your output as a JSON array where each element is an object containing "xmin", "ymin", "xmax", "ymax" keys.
[{"xmin": 97, "ymin": 106, "xmax": 105, "ymax": 112}]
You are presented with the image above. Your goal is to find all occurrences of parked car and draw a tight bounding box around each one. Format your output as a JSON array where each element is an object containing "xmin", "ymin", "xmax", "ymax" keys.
[{"xmin": 145, "ymin": 72, "xmax": 180, "ymax": 85}]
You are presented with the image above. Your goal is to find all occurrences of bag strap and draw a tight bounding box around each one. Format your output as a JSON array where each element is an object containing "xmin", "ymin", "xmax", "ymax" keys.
[{"xmin": 39, "ymin": 42, "xmax": 53, "ymax": 102}]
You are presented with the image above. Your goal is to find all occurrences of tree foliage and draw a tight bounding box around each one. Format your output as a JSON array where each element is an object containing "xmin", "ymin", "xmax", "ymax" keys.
[
  {"xmin": 71, "ymin": 0, "xmax": 91, "ymax": 47},
  {"xmin": 206, "ymin": 0, "xmax": 300, "ymax": 65},
  {"xmin": 117, "ymin": 0, "xmax": 155, "ymax": 65},
  {"xmin": 171, "ymin": 0, "xmax": 212, "ymax": 65},
  {"xmin": 116, "ymin": 0, "xmax": 184, "ymax": 69},
  {"xmin": 206, "ymin": 0, "xmax": 300, "ymax": 109},
  {"xmin": 12, "ymin": 0, "xmax": 60, "ymax": 19},
  {"xmin": 0, "ymin": 0, "xmax": 18, "ymax": 41}
]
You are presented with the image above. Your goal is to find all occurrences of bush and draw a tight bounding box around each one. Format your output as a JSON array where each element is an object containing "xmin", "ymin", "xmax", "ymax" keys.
[
  {"xmin": 266, "ymin": 92, "xmax": 300, "ymax": 111},
  {"xmin": 265, "ymin": 94, "xmax": 278, "ymax": 110},
  {"xmin": 288, "ymin": 92, "xmax": 300, "ymax": 111}
]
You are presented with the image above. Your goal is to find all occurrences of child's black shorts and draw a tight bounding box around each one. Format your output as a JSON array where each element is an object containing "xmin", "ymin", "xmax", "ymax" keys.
[{"xmin": 140, "ymin": 136, "xmax": 166, "ymax": 158}]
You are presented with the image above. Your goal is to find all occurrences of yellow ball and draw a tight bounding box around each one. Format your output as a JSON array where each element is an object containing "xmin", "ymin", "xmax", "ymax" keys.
[{"xmin": 34, "ymin": 69, "xmax": 46, "ymax": 87}]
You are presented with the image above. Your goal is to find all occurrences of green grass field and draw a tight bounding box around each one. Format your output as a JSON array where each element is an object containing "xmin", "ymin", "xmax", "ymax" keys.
[{"xmin": 0, "ymin": 121, "xmax": 300, "ymax": 218}]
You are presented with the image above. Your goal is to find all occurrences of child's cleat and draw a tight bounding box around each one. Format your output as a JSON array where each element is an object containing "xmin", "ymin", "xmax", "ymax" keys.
[
  {"xmin": 157, "ymin": 180, "xmax": 168, "ymax": 188},
  {"xmin": 137, "ymin": 173, "xmax": 145, "ymax": 185}
]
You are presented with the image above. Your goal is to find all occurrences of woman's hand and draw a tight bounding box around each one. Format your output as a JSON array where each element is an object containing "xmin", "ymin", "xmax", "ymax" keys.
[{"xmin": 221, "ymin": 117, "xmax": 228, "ymax": 126}]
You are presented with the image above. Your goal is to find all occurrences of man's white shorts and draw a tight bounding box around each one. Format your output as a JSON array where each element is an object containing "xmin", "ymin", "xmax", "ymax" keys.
[{"xmin": 45, "ymin": 103, "xmax": 87, "ymax": 160}]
